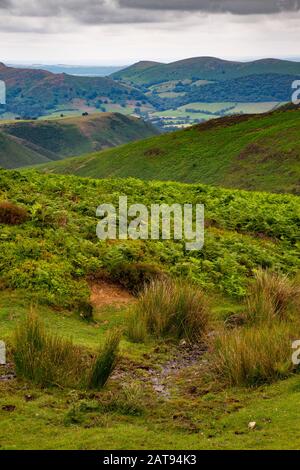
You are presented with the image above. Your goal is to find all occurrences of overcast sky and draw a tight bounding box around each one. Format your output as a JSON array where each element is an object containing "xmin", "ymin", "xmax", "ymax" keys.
[{"xmin": 0, "ymin": 0, "xmax": 300, "ymax": 65}]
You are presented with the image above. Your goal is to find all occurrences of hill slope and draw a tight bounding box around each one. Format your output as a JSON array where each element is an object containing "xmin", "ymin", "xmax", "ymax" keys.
[
  {"xmin": 0, "ymin": 131, "xmax": 49, "ymax": 168},
  {"xmin": 0, "ymin": 113, "xmax": 160, "ymax": 168},
  {"xmin": 111, "ymin": 57, "xmax": 300, "ymax": 85},
  {"xmin": 39, "ymin": 108, "xmax": 300, "ymax": 194},
  {"xmin": 0, "ymin": 63, "xmax": 149, "ymax": 118},
  {"xmin": 0, "ymin": 168, "xmax": 299, "ymax": 449}
]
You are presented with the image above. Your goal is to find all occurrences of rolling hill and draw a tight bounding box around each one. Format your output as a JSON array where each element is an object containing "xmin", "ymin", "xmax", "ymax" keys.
[
  {"xmin": 0, "ymin": 63, "xmax": 149, "ymax": 118},
  {"xmin": 0, "ymin": 113, "xmax": 159, "ymax": 169},
  {"xmin": 0, "ymin": 131, "xmax": 50, "ymax": 168},
  {"xmin": 39, "ymin": 107, "xmax": 300, "ymax": 194},
  {"xmin": 111, "ymin": 56, "xmax": 300, "ymax": 130},
  {"xmin": 111, "ymin": 57, "xmax": 300, "ymax": 86}
]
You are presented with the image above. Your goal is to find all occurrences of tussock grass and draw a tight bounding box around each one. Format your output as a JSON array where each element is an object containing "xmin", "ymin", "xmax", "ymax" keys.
[
  {"xmin": 13, "ymin": 312, "xmax": 82, "ymax": 388},
  {"xmin": 212, "ymin": 323, "xmax": 299, "ymax": 387},
  {"xmin": 245, "ymin": 269, "xmax": 300, "ymax": 325},
  {"xmin": 87, "ymin": 329, "xmax": 121, "ymax": 390},
  {"xmin": 13, "ymin": 312, "xmax": 120, "ymax": 389},
  {"xmin": 127, "ymin": 279, "xmax": 210, "ymax": 343}
]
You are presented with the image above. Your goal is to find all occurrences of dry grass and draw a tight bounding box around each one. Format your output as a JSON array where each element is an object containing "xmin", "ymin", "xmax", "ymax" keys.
[
  {"xmin": 0, "ymin": 200, "xmax": 28, "ymax": 225},
  {"xmin": 245, "ymin": 269, "xmax": 300, "ymax": 325},
  {"xmin": 127, "ymin": 279, "xmax": 210, "ymax": 343}
]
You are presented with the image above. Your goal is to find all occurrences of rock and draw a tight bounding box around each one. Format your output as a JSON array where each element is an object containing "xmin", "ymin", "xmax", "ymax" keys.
[
  {"xmin": 248, "ymin": 421, "xmax": 257, "ymax": 430},
  {"xmin": 0, "ymin": 341, "xmax": 6, "ymax": 365}
]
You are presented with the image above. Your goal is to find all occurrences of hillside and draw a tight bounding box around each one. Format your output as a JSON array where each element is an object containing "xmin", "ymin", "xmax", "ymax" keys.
[
  {"xmin": 0, "ymin": 113, "xmax": 159, "ymax": 168},
  {"xmin": 39, "ymin": 108, "xmax": 300, "ymax": 194},
  {"xmin": 0, "ymin": 131, "xmax": 50, "ymax": 168},
  {"xmin": 0, "ymin": 63, "xmax": 149, "ymax": 118},
  {"xmin": 0, "ymin": 168, "xmax": 299, "ymax": 449},
  {"xmin": 111, "ymin": 60, "xmax": 163, "ymax": 82},
  {"xmin": 110, "ymin": 57, "xmax": 300, "ymax": 130},
  {"xmin": 111, "ymin": 57, "xmax": 300, "ymax": 86}
]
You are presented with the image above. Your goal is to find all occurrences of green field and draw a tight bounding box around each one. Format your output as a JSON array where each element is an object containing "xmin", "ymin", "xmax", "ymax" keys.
[{"xmin": 151, "ymin": 102, "xmax": 285, "ymax": 123}]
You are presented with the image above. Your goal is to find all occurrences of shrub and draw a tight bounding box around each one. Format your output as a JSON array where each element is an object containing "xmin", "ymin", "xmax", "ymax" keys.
[
  {"xmin": 13, "ymin": 312, "xmax": 83, "ymax": 388},
  {"xmin": 245, "ymin": 269, "xmax": 300, "ymax": 325},
  {"xmin": 212, "ymin": 323, "xmax": 299, "ymax": 387},
  {"xmin": 127, "ymin": 279, "xmax": 210, "ymax": 343},
  {"xmin": 0, "ymin": 201, "xmax": 28, "ymax": 225},
  {"xmin": 110, "ymin": 262, "xmax": 165, "ymax": 294},
  {"xmin": 87, "ymin": 329, "xmax": 121, "ymax": 390}
]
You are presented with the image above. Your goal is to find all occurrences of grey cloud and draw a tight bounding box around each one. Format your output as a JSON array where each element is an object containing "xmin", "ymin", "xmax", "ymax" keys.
[
  {"xmin": 0, "ymin": 0, "xmax": 300, "ymax": 33},
  {"xmin": 121, "ymin": 0, "xmax": 300, "ymax": 15},
  {"xmin": 0, "ymin": 0, "xmax": 12, "ymax": 7}
]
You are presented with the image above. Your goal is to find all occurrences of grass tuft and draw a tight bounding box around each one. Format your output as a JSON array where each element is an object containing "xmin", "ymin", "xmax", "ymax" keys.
[
  {"xmin": 87, "ymin": 329, "xmax": 121, "ymax": 390},
  {"xmin": 13, "ymin": 311, "xmax": 82, "ymax": 388},
  {"xmin": 127, "ymin": 279, "xmax": 210, "ymax": 343},
  {"xmin": 245, "ymin": 269, "xmax": 300, "ymax": 325},
  {"xmin": 212, "ymin": 323, "xmax": 299, "ymax": 387}
]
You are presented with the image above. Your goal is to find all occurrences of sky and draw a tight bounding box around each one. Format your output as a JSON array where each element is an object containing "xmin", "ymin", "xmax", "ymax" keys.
[{"xmin": 0, "ymin": 0, "xmax": 300, "ymax": 65}]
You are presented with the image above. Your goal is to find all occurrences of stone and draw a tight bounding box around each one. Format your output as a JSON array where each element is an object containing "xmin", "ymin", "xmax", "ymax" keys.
[
  {"xmin": 0, "ymin": 341, "xmax": 6, "ymax": 365},
  {"xmin": 248, "ymin": 421, "xmax": 257, "ymax": 430}
]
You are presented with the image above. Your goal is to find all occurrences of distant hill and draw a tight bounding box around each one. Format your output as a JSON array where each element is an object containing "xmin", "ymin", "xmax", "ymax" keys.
[
  {"xmin": 39, "ymin": 107, "xmax": 300, "ymax": 194},
  {"xmin": 0, "ymin": 63, "xmax": 149, "ymax": 118},
  {"xmin": 111, "ymin": 61, "xmax": 163, "ymax": 82},
  {"xmin": 0, "ymin": 113, "xmax": 159, "ymax": 169},
  {"xmin": 166, "ymin": 73, "xmax": 300, "ymax": 106},
  {"xmin": 8, "ymin": 64, "xmax": 126, "ymax": 77},
  {"xmin": 111, "ymin": 57, "xmax": 300, "ymax": 86}
]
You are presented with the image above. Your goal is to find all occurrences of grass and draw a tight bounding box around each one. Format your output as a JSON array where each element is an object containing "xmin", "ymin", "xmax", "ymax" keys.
[
  {"xmin": 245, "ymin": 269, "xmax": 300, "ymax": 325},
  {"xmin": 212, "ymin": 323, "xmax": 299, "ymax": 387},
  {"xmin": 0, "ymin": 113, "xmax": 159, "ymax": 169},
  {"xmin": 0, "ymin": 165, "xmax": 298, "ymax": 449},
  {"xmin": 40, "ymin": 107, "xmax": 300, "ymax": 194},
  {"xmin": 13, "ymin": 311, "xmax": 120, "ymax": 390},
  {"xmin": 13, "ymin": 312, "xmax": 83, "ymax": 388},
  {"xmin": 211, "ymin": 271, "xmax": 300, "ymax": 387},
  {"xmin": 2, "ymin": 290, "xmax": 300, "ymax": 449},
  {"xmin": 87, "ymin": 329, "xmax": 121, "ymax": 390},
  {"xmin": 128, "ymin": 280, "xmax": 210, "ymax": 343}
]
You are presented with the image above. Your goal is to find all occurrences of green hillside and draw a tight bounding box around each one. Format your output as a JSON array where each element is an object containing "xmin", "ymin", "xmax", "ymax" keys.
[
  {"xmin": 0, "ymin": 131, "xmax": 49, "ymax": 168},
  {"xmin": 112, "ymin": 57, "xmax": 300, "ymax": 86},
  {"xmin": 0, "ymin": 168, "xmax": 299, "ymax": 449},
  {"xmin": 40, "ymin": 108, "xmax": 300, "ymax": 194},
  {"xmin": 111, "ymin": 60, "xmax": 162, "ymax": 82},
  {"xmin": 0, "ymin": 113, "xmax": 159, "ymax": 168}
]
